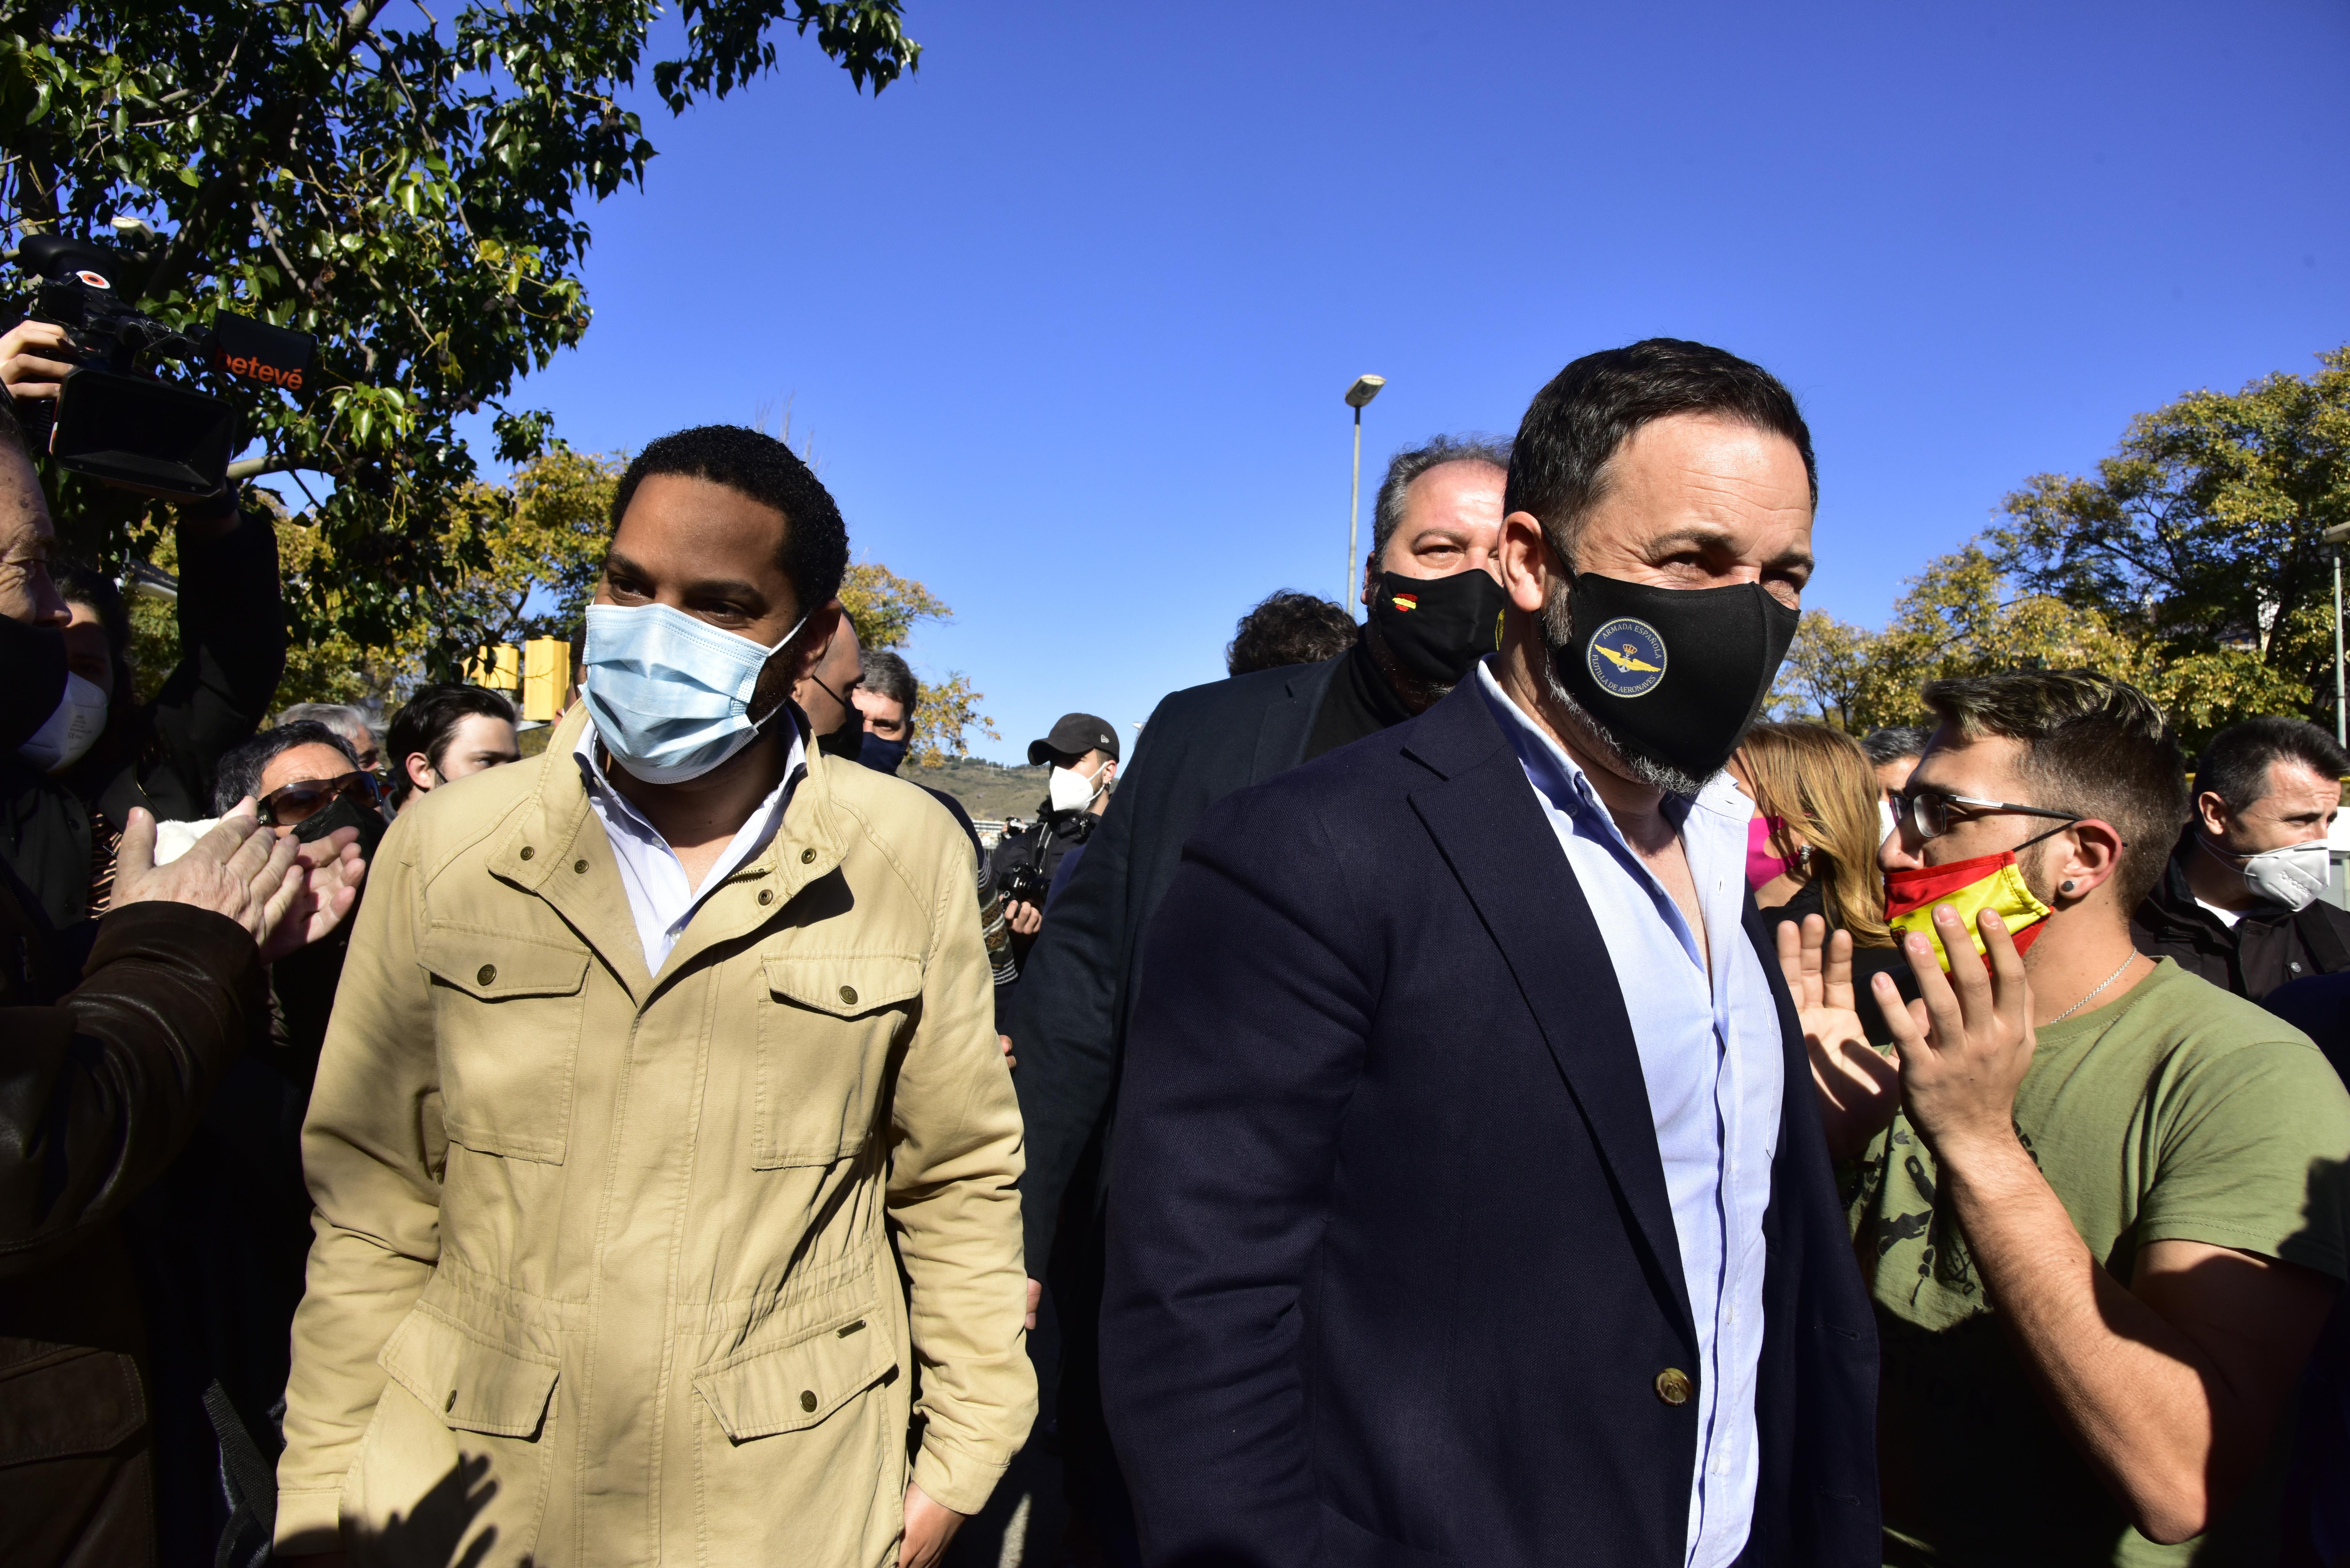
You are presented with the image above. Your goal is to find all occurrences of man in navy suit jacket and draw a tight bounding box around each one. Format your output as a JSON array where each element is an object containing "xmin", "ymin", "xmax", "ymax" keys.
[{"xmin": 1100, "ymin": 341, "xmax": 1879, "ymax": 1568}]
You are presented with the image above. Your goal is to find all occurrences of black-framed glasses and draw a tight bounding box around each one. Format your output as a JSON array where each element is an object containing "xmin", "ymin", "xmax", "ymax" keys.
[
  {"xmin": 256, "ymin": 770, "xmax": 382, "ymax": 829},
  {"xmin": 1897, "ymin": 785, "xmax": 2083, "ymax": 843}
]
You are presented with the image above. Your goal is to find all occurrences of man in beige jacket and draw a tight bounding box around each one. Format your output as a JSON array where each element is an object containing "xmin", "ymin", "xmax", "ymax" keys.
[{"xmin": 275, "ymin": 426, "xmax": 1034, "ymax": 1566}]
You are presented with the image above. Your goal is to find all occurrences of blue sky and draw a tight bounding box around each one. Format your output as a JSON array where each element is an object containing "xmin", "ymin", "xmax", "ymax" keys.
[{"xmin": 470, "ymin": 0, "xmax": 2350, "ymax": 764}]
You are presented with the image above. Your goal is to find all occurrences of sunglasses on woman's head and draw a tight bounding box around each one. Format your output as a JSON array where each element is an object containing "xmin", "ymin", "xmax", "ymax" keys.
[{"xmin": 256, "ymin": 771, "xmax": 382, "ymax": 829}]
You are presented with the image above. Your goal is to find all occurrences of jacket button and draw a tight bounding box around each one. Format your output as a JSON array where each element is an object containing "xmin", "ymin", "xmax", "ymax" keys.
[
  {"xmin": 477, "ymin": 964, "xmax": 497, "ymax": 987},
  {"xmin": 519, "ymin": 846, "xmax": 534, "ymax": 861},
  {"xmin": 1655, "ymin": 1368, "xmax": 1693, "ymax": 1406},
  {"xmin": 839, "ymin": 984, "xmax": 859, "ymax": 1006},
  {"xmin": 799, "ymin": 1389, "xmax": 818, "ymax": 1413},
  {"xmin": 445, "ymin": 1389, "xmax": 458, "ymax": 1412},
  {"xmin": 573, "ymin": 859, "xmax": 588, "ymax": 875},
  {"xmin": 800, "ymin": 847, "xmax": 817, "ymax": 865},
  {"xmin": 758, "ymin": 889, "xmax": 775, "ymax": 906}
]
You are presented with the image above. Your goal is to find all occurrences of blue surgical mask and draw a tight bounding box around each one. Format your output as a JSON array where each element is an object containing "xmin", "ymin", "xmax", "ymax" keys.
[
  {"xmin": 582, "ymin": 601, "xmax": 806, "ymax": 785},
  {"xmin": 858, "ymin": 732, "xmax": 909, "ymax": 776}
]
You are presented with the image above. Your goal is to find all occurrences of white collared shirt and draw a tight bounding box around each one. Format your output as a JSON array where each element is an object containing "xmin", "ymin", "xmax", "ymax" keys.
[
  {"xmin": 572, "ymin": 722, "xmax": 806, "ymax": 976},
  {"xmin": 1475, "ymin": 663, "xmax": 1784, "ymax": 1568}
]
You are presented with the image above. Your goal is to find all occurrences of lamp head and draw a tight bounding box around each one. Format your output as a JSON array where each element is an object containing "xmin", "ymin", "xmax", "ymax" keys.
[{"xmin": 1344, "ymin": 374, "xmax": 1385, "ymax": 410}]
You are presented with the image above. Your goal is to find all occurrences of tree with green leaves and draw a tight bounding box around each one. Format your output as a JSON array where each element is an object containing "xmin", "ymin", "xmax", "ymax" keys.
[
  {"xmin": 1992, "ymin": 347, "xmax": 2349, "ymax": 735},
  {"xmin": 839, "ymin": 560, "xmax": 997, "ymax": 762},
  {"xmin": 2, "ymin": 0, "xmax": 915, "ymax": 669}
]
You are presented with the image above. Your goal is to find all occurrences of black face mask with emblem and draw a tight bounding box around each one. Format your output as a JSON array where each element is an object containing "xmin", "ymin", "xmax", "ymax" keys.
[
  {"xmin": 1551, "ymin": 570, "xmax": 1799, "ymax": 782},
  {"xmin": 1367, "ymin": 569, "xmax": 1510, "ymax": 685}
]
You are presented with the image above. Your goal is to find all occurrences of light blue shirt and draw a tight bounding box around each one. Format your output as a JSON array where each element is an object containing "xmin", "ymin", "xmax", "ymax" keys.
[
  {"xmin": 573, "ymin": 721, "xmax": 806, "ymax": 976},
  {"xmin": 1475, "ymin": 664, "xmax": 1783, "ymax": 1568}
]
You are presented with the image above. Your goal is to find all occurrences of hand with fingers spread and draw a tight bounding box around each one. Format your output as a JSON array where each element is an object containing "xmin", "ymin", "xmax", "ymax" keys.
[
  {"xmin": 1870, "ymin": 902, "xmax": 2037, "ymax": 1159},
  {"xmin": 1775, "ymin": 913, "xmax": 1902, "ymax": 1163},
  {"xmin": 265, "ymin": 826, "xmax": 371, "ymax": 962},
  {"xmin": 110, "ymin": 803, "xmax": 304, "ymax": 949}
]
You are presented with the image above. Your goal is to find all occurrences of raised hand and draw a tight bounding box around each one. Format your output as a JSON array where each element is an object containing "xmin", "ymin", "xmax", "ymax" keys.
[
  {"xmin": 111, "ymin": 803, "xmax": 303, "ymax": 946},
  {"xmin": 260, "ymin": 826, "xmax": 371, "ymax": 963},
  {"xmin": 1777, "ymin": 913, "xmax": 1902, "ymax": 1164},
  {"xmin": 1870, "ymin": 904, "xmax": 2037, "ymax": 1161}
]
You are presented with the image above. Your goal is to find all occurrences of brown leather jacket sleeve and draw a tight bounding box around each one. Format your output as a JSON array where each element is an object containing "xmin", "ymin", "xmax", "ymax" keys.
[{"xmin": 0, "ymin": 901, "xmax": 263, "ymax": 1277}]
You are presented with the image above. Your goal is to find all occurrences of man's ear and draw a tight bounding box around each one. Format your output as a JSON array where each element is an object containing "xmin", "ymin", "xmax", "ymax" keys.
[
  {"xmin": 2050, "ymin": 818, "xmax": 2127, "ymax": 904},
  {"xmin": 1496, "ymin": 511, "xmax": 1553, "ymax": 615},
  {"xmin": 2194, "ymin": 789, "xmax": 2232, "ymax": 839},
  {"xmin": 404, "ymin": 752, "xmax": 438, "ymax": 793}
]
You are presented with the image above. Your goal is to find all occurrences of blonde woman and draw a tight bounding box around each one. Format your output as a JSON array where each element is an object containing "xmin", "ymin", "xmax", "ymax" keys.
[{"xmin": 1729, "ymin": 720, "xmax": 1912, "ymax": 1041}]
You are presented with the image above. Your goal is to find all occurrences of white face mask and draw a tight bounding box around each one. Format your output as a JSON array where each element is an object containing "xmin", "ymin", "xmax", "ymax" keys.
[
  {"xmin": 17, "ymin": 673, "xmax": 109, "ymax": 774},
  {"xmin": 2235, "ymin": 839, "xmax": 2332, "ymax": 912},
  {"xmin": 1048, "ymin": 758, "xmax": 1111, "ymax": 814}
]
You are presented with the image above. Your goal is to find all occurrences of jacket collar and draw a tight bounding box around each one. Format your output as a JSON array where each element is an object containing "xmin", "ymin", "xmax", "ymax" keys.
[
  {"xmin": 491, "ymin": 706, "xmax": 853, "ymax": 1006},
  {"xmin": 1400, "ymin": 677, "xmax": 1700, "ymax": 1349}
]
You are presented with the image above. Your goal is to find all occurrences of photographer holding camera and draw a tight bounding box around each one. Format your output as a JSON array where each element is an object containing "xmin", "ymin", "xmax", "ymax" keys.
[
  {"xmin": 1, "ymin": 314, "xmax": 289, "ymax": 932},
  {"xmin": 990, "ymin": 713, "xmax": 1119, "ymax": 964}
]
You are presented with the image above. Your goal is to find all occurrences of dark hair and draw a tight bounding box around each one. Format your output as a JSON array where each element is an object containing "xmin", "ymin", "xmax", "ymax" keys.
[
  {"xmin": 1861, "ymin": 725, "xmax": 1933, "ymax": 768},
  {"xmin": 858, "ymin": 649, "xmax": 919, "ymax": 719},
  {"xmin": 2195, "ymin": 716, "xmax": 2349, "ymax": 816},
  {"xmin": 1505, "ymin": 339, "xmax": 1816, "ymax": 562},
  {"xmin": 611, "ymin": 425, "xmax": 849, "ymax": 614},
  {"xmin": 1921, "ymin": 670, "xmax": 2188, "ymax": 911},
  {"xmin": 1226, "ymin": 590, "xmax": 1359, "ymax": 676},
  {"xmin": 1370, "ymin": 435, "xmax": 1513, "ymax": 577},
  {"xmin": 385, "ymin": 684, "xmax": 518, "ymax": 806},
  {"xmin": 213, "ymin": 719, "xmax": 360, "ymax": 814},
  {"xmin": 52, "ymin": 559, "xmax": 130, "ymax": 655}
]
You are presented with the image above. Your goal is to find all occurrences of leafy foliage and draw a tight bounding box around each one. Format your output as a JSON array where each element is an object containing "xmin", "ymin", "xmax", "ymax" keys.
[
  {"xmin": 3, "ymin": 0, "xmax": 915, "ymax": 667},
  {"xmin": 838, "ymin": 559, "xmax": 996, "ymax": 762},
  {"xmin": 1990, "ymin": 347, "xmax": 2350, "ymax": 720}
]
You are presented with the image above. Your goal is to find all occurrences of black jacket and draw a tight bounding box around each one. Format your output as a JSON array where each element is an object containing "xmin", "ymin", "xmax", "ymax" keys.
[
  {"xmin": 2130, "ymin": 827, "xmax": 2350, "ymax": 1001},
  {"xmin": 0, "ymin": 511, "xmax": 286, "ymax": 932},
  {"xmin": 1008, "ymin": 653, "xmax": 1344, "ymax": 1272},
  {"xmin": 1101, "ymin": 680, "xmax": 1879, "ymax": 1568}
]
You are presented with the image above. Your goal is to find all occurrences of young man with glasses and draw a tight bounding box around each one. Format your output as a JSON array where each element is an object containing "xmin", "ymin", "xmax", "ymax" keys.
[{"xmin": 1789, "ymin": 670, "xmax": 2350, "ymax": 1566}]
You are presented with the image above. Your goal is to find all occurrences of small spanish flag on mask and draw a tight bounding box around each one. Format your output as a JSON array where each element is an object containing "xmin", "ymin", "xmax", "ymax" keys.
[{"xmin": 1390, "ymin": 592, "xmax": 1418, "ymax": 612}]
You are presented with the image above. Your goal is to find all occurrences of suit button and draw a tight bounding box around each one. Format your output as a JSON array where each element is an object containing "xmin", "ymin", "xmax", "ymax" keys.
[
  {"xmin": 799, "ymin": 1389, "xmax": 819, "ymax": 1413},
  {"xmin": 800, "ymin": 847, "xmax": 817, "ymax": 865},
  {"xmin": 1655, "ymin": 1368, "xmax": 1693, "ymax": 1406},
  {"xmin": 839, "ymin": 984, "xmax": 859, "ymax": 1006},
  {"xmin": 477, "ymin": 964, "xmax": 497, "ymax": 987}
]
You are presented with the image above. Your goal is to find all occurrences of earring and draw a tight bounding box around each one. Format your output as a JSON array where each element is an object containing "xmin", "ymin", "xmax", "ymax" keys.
[{"xmin": 2060, "ymin": 880, "xmax": 2076, "ymax": 894}]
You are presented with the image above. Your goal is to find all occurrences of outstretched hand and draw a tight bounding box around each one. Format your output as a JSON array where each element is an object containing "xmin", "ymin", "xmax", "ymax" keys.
[
  {"xmin": 1776, "ymin": 913, "xmax": 1902, "ymax": 1165},
  {"xmin": 263, "ymin": 826, "xmax": 371, "ymax": 963},
  {"xmin": 1871, "ymin": 904, "xmax": 2037, "ymax": 1161},
  {"xmin": 110, "ymin": 805, "xmax": 370, "ymax": 962}
]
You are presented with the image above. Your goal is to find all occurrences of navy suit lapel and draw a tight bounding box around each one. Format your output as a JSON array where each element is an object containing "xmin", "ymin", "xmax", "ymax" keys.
[{"xmin": 1402, "ymin": 686, "xmax": 1699, "ymax": 1349}]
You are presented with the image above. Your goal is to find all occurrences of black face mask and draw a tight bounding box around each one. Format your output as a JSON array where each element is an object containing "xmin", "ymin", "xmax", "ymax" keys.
[
  {"xmin": 858, "ymin": 733, "xmax": 909, "ymax": 776},
  {"xmin": 816, "ymin": 718, "xmax": 865, "ymax": 763},
  {"xmin": 292, "ymin": 790, "xmax": 389, "ymax": 860},
  {"xmin": 1368, "ymin": 569, "xmax": 1509, "ymax": 685},
  {"xmin": 1550, "ymin": 571, "xmax": 1799, "ymax": 782}
]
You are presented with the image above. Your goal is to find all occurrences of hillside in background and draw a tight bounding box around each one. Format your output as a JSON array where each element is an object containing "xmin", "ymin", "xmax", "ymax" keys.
[{"xmin": 918, "ymin": 757, "xmax": 1051, "ymax": 823}]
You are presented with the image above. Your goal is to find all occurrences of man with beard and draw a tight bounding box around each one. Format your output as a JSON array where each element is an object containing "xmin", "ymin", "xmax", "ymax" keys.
[
  {"xmin": 1098, "ymin": 342, "xmax": 1877, "ymax": 1568},
  {"xmin": 1005, "ymin": 432, "xmax": 1509, "ymax": 1562}
]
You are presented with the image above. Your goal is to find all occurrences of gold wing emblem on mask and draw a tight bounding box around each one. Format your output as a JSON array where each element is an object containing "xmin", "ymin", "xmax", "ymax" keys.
[{"xmin": 1596, "ymin": 642, "xmax": 1662, "ymax": 674}]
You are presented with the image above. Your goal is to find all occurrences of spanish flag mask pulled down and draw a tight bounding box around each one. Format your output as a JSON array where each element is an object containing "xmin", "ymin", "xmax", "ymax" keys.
[{"xmin": 1884, "ymin": 850, "xmax": 2053, "ymax": 971}]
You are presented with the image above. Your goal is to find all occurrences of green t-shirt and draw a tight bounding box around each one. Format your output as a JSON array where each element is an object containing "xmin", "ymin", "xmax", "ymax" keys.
[{"xmin": 1847, "ymin": 958, "xmax": 2350, "ymax": 1568}]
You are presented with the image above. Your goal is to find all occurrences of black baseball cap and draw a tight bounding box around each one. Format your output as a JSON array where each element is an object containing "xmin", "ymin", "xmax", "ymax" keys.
[{"xmin": 1029, "ymin": 712, "xmax": 1120, "ymax": 765}]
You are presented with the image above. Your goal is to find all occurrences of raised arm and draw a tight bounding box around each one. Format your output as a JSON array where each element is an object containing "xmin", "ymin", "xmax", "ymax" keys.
[{"xmin": 1099, "ymin": 788, "xmax": 1369, "ymax": 1566}]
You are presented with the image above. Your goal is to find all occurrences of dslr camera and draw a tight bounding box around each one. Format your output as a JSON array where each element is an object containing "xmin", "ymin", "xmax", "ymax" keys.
[
  {"xmin": 11, "ymin": 231, "xmax": 316, "ymax": 499},
  {"xmin": 998, "ymin": 853, "xmax": 1053, "ymax": 910}
]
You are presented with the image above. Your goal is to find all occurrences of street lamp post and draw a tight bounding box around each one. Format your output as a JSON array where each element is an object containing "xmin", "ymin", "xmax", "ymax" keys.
[
  {"xmin": 2325, "ymin": 523, "xmax": 2350, "ymax": 747},
  {"xmin": 1344, "ymin": 374, "xmax": 1385, "ymax": 612}
]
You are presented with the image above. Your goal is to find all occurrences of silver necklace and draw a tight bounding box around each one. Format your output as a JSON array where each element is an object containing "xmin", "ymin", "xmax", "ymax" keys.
[{"xmin": 2051, "ymin": 953, "xmax": 2140, "ymax": 1024}]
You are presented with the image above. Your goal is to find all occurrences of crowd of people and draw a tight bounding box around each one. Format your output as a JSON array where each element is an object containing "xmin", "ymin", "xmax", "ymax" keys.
[{"xmin": 0, "ymin": 336, "xmax": 2346, "ymax": 1568}]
